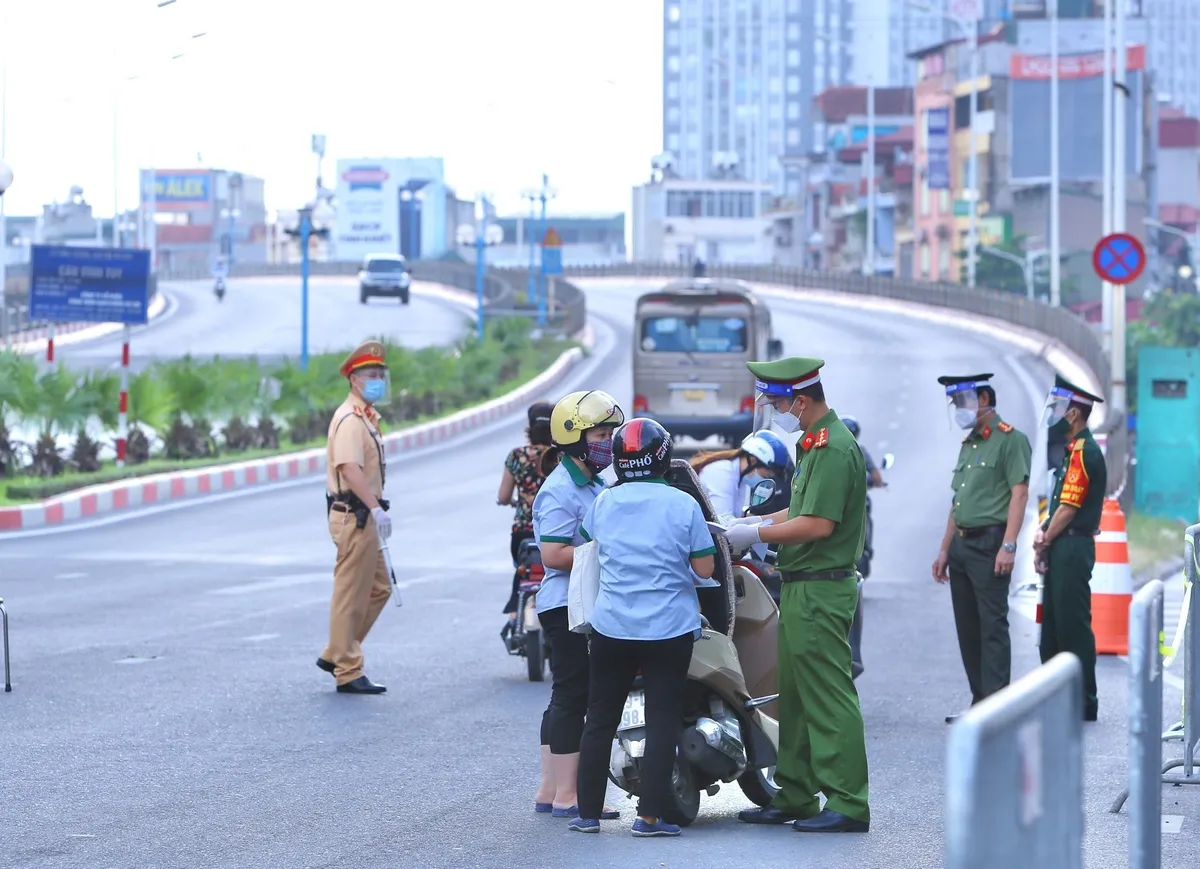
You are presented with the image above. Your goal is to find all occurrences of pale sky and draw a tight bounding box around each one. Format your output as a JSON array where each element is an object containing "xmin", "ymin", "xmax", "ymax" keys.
[{"xmin": 0, "ymin": 0, "xmax": 663, "ymax": 218}]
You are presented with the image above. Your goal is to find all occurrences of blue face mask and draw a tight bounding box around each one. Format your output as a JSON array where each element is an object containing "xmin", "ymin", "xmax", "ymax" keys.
[{"xmin": 361, "ymin": 379, "xmax": 387, "ymax": 404}]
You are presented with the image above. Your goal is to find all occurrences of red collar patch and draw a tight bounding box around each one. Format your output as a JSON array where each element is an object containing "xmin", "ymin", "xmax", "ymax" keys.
[
  {"xmin": 997, "ymin": 421, "xmax": 1013, "ymax": 433},
  {"xmin": 979, "ymin": 425, "xmax": 992, "ymax": 441},
  {"xmin": 800, "ymin": 428, "xmax": 830, "ymax": 452}
]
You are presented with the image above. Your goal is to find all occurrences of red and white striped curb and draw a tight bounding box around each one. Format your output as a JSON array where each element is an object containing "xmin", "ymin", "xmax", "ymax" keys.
[{"xmin": 0, "ymin": 344, "xmax": 586, "ymax": 532}]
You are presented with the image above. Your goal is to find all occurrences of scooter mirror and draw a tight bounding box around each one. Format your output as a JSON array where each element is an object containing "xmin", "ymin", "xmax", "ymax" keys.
[
  {"xmin": 749, "ymin": 478, "xmax": 777, "ymax": 507},
  {"xmin": 881, "ymin": 452, "xmax": 896, "ymax": 470}
]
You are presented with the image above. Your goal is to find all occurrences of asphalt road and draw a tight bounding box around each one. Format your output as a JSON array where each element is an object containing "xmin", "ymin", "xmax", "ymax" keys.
[
  {"xmin": 1, "ymin": 280, "xmax": 1195, "ymax": 869},
  {"xmin": 46, "ymin": 276, "xmax": 469, "ymax": 372}
]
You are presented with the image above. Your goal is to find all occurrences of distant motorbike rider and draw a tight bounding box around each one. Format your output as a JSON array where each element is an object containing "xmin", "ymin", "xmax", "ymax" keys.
[
  {"xmin": 570, "ymin": 418, "xmax": 717, "ymax": 838},
  {"xmin": 690, "ymin": 430, "xmax": 791, "ymax": 524},
  {"xmin": 841, "ymin": 416, "xmax": 884, "ymax": 489},
  {"xmin": 531, "ymin": 390, "xmax": 624, "ymax": 819}
]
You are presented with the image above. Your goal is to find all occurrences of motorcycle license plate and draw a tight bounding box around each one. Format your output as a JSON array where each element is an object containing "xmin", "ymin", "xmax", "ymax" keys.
[
  {"xmin": 618, "ymin": 690, "xmax": 646, "ymax": 732},
  {"xmin": 683, "ymin": 389, "xmax": 706, "ymax": 402}
]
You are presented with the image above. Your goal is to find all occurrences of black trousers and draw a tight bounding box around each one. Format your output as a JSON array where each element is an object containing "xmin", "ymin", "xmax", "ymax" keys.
[
  {"xmin": 947, "ymin": 528, "xmax": 1011, "ymax": 704},
  {"xmin": 577, "ymin": 631, "xmax": 694, "ymax": 820},
  {"xmin": 504, "ymin": 530, "xmax": 534, "ymax": 614},
  {"xmin": 539, "ymin": 606, "xmax": 591, "ymax": 753}
]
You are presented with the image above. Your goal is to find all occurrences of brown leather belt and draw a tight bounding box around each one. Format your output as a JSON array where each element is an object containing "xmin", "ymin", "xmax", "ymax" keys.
[{"xmin": 781, "ymin": 569, "xmax": 858, "ymax": 583}]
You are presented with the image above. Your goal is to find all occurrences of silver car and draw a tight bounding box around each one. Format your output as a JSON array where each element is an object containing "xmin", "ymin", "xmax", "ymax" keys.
[{"xmin": 358, "ymin": 253, "xmax": 412, "ymax": 305}]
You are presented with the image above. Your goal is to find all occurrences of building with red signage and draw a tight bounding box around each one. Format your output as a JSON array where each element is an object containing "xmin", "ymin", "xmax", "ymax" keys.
[{"xmin": 138, "ymin": 168, "xmax": 267, "ymax": 273}]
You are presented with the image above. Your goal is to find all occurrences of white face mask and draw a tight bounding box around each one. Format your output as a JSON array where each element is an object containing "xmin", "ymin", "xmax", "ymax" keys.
[{"xmin": 954, "ymin": 407, "xmax": 979, "ymax": 430}]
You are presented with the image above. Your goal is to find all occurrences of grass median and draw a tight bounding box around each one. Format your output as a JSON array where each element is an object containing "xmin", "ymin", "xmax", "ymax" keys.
[{"xmin": 0, "ymin": 317, "xmax": 576, "ymax": 506}]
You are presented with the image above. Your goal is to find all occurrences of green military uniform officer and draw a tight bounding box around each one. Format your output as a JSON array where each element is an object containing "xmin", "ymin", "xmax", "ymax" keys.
[
  {"xmin": 932, "ymin": 374, "xmax": 1032, "ymax": 724},
  {"xmin": 727, "ymin": 355, "xmax": 870, "ymax": 834},
  {"xmin": 1036, "ymin": 374, "xmax": 1107, "ymax": 722}
]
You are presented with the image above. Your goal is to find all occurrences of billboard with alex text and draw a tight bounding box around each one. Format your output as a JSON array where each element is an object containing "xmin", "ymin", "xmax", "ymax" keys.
[
  {"xmin": 1008, "ymin": 45, "xmax": 1145, "ymax": 184},
  {"xmin": 149, "ymin": 170, "xmax": 213, "ymax": 210},
  {"xmin": 334, "ymin": 161, "xmax": 399, "ymax": 260}
]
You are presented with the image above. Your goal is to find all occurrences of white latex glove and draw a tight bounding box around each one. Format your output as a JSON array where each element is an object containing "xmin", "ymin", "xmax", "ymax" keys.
[
  {"xmin": 727, "ymin": 515, "xmax": 763, "ymax": 527},
  {"xmin": 725, "ymin": 522, "xmax": 763, "ymax": 551},
  {"xmin": 371, "ymin": 507, "xmax": 392, "ymax": 540}
]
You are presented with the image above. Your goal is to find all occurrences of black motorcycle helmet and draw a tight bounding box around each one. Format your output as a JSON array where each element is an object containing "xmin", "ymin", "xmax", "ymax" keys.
[
  {"xmin": 841, "ymin": 415, "xmax": 861, "ymax": 439},
  {"xmin": 612, "ymin": 418, "xmax": 673, "ymax": 483}
]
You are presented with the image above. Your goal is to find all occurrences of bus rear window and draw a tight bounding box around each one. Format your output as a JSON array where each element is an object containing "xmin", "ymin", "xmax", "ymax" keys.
[{"xmin": 640, "ymin": 316, "xmax": 748, "ymax": 353}]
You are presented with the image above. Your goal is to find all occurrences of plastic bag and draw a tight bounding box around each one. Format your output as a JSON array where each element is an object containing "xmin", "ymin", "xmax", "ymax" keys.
[{"xmin": 567, "ymin": 539, "xmax": 601, "ymax": 634}]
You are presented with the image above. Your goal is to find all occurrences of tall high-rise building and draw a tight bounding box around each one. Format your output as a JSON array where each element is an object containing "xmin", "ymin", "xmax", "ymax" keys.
[
  {"xmin": 661, "ymin": 0, "xmax": 854, "ymax": 194},
  {"xmin": 851, "ymin": 0, "xmax": 948, "ymax": 88}
]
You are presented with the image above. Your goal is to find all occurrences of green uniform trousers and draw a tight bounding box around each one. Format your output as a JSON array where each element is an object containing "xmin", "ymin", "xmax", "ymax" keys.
[
  {"xmin": 1039, "ymin": 536, "xmax": 1098, "ymax": 715},
  {"xmin": 772, "ymin": 578, "xmax": 871, "ymax": 823},
  {"xmin": 947, "ymin": 530, "xmax": 1011, "ymax": 704}
]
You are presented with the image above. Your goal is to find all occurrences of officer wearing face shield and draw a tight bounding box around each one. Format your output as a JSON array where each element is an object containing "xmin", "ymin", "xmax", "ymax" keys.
[
  {"xmin": 930, "ymin": 374, "xmax": 1032, "ymax": 722},
  {"xmin": 317, "ymin": 341, "xmax": 394, "ymax": 694},
  {"xmin": 725, "ymin": 356, "xmax": 871, "ymax": 834},
  {"xmin": 1034, "ymin": 375, "xmax": 1106, "ymax": 722}
]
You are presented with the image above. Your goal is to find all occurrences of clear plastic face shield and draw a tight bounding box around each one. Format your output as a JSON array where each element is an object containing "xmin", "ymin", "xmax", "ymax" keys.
[
  {"xmin": 1041, "ymin": 385, "xmax": 1075, "ymax": 429},
  {"xmin": 753, "ymin": 380, "xmax": 801, "ymax": 437},
  {"xmin": 945, "ymin": 382, "xmax": 980, "ymax": 431},
  {"xmin": 352, "ymin": 365, "xmax": 392, "ymax": 408}
]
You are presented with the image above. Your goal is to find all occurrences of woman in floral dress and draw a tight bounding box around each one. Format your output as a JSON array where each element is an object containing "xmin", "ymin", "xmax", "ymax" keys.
[{"xmin": 497, "ymin": 402, "xmax": 558, "ymax": 639}]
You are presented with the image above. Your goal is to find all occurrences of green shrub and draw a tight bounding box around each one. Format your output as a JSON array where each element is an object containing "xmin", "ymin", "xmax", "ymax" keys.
[{"xmin": 0, "ymin": 320, "xmax": 573, "ymax": 499}]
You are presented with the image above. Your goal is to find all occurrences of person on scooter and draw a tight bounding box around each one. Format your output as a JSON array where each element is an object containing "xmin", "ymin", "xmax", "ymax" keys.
[
  {"xmin": 841, "ymin": 416, "xmax": 884, "ymax": 489},
  {"xmin": 690, "ymin": 430, "xmax": 791, "ymax": 524},
  {"xmin": 532, "ymin": 390, "xmax": 624, "ymax": 820},
  {"xmin": 497, "ymin": 401, "xmax": 556, "ymax": 643},
  {"xmin": 570, "ymin": 418, "xmax": 717, "ymax": 838}
]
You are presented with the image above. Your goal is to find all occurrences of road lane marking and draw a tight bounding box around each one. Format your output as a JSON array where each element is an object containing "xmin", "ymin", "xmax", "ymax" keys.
[{"xmin": 210, "ymin": 573, "xmax": 332, "ymax": 595}]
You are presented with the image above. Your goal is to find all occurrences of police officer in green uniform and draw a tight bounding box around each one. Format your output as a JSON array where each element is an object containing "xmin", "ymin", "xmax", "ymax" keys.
[
  {"xmin": 932, "ymin": 374, "xmax": 1032, "ymax": 723},
  {"xmin": 724, "ymin": 356, "xmax": 870, "ymax": 834},
  {"xmin": 1035, "ymin": 374, "xmax": 1106, "ymax": 722}
]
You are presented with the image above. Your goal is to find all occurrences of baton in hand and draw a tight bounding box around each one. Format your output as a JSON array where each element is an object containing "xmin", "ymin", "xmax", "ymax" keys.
[{"xmin": 380, "ymin": 534, "xmax": 402, "ymax": 607}]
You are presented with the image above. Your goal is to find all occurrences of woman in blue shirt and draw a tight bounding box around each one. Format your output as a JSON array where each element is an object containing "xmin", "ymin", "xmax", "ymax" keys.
[
  {"xmin": 531, "ymin": 390, "xmax": 625, "ymax": 820},
  {"xmin": 569, "ymin": 418, "xmax": 717, "ymax": 838}
]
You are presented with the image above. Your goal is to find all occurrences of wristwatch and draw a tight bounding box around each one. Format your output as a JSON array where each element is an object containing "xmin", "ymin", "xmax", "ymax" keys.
[{"xmin": 1001, "ymin": 542, "xmax": 1017, "ymax": 554}]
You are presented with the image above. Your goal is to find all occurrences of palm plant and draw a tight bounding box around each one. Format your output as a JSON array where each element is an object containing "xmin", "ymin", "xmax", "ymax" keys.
[
  {"xmin": 157, "ymin": 355, "xmax": 220, "ymax": 460},
  {"xmin": 0, "ymin": 351, "xmax": 37, "ymax": 476},
  {"xmin": 24, "ymin": 366, "xmax": 93, "ymax": 477},
  {"xmin": 126, "ymin": 368, "xmax": 170, "ymax": 464},
  {"xmin": 212, "ymin": 357, "xmax": 264, "ymax": 452},
  {"xmin": 72, "ymin": 370, "xmax": 120, "ymax": 473}
]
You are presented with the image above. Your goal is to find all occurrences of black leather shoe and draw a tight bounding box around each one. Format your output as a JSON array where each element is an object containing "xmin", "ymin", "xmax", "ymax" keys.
[
  {"xmin": 738, "ymin": 806, "xmax": 800, "ymax": 825},
  {"xmin": 793, "ymin": 810, "xmax": 869, "ymax": 833},
  {"xmin": 316, "ymin": 658, "xmax": 335, "ymax": 675},
  {"xmin": 1084, "ymin": 707, "xmax": 1098, "ymax": 722},
  {"xmin": 336, "ymin": 676, "xmax": 386, "ymax": 694}
]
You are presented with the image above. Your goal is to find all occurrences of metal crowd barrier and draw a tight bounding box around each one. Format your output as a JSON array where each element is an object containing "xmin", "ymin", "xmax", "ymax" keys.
[
  {"xmin": 1122, "ymin": 580, "xmax": 1165, "ymax": 868},
  {"xmin": 1, "ymin": 596, "xmax": 10, "ymax": 692},
  {"xmin": 1162, "ymin": 524, "xmax": 1200, "ymax": 791},
  {"xmin": 945, "ymin": 653, "xmax": 1084, "ymax": 869}
]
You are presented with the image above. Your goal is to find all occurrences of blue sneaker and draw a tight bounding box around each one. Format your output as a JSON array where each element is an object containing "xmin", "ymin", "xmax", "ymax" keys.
[
  {"xmin": 554, "ymin": 805, "xmax": 621, "ymax": 819},
  {"xmin": 632, "ymin": 818, "xmax": 681, "ymax": 837},
  {"xmin": 534, "ymin": 802, "xmax": 553, "ymax": 814},
  {"xmin": 569, "ymin": 817, "xmax": 600, "ymax": 833}
]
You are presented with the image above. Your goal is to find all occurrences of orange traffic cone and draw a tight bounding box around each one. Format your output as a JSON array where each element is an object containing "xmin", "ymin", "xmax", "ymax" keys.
[{"xmin": 1092, "ymin": 499, "xmax": 1134, "ymax": 655}]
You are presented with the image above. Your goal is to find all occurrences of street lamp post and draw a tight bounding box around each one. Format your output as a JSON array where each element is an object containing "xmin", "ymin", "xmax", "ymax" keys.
[
  {"xmin": 521, "ymin": 187, "xmax": 539, "ymax": 307},
  {"xmin": 457, "ymin": 198, "xmax": 503, "ymax": 342},
  {"xmin": 535, "ymin": 174, "xmax": 556, "ymax": 328},
  {"xmin": 982, "ymin": 245, "xmax": 1048, "ymax": 300},
  {"xmin": 283, "ymin": 201, "xmax": 334, "ymax": 370}
]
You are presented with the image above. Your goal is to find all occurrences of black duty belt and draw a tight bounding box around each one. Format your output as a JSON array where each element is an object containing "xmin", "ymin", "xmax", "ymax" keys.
[
  {"xmin": 781, "ymin": 569, "xmax": 858, "ymax": 583},
  {"xmin": 1061, "ymin": 527, "xmax": 1098, "ymax": 538},
  {"xmin": 955, "ymin": 524, "xmax": 1005, "ymax": 539}
]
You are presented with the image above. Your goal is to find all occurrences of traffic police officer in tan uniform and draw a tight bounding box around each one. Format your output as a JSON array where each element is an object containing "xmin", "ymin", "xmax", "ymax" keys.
[
  {"xmin": 316, "ymin": 340, "xmax": 393, "ymax": 694},
  {"xmin": 932, "ymin": 374, "xmax": 1032, "ymax": 723}
]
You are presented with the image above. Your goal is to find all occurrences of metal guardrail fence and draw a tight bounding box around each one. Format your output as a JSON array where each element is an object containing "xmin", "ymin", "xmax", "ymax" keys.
[
  {"xmin": 1, "ymin": 260, "xmax": 588, "ymax": 346},
  {"xmin": 945, "ymin": 652, "xmax": 1084, "ymax": 869},
  {"xmin": 559, "ymin": 261, "xmax": 1126, "ymax": 499}
]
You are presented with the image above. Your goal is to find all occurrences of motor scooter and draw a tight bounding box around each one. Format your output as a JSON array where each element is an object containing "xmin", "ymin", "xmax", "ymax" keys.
[
  {"xmin": 501, "ymin": 538, "xmax": 549, "ymax": 682},
  {"xmin": 607, "ymin": 460, "xmax": 781, "ymax": 826},
  {"xmin": 214, "ymin": 277, "xmax": 226, "ymax": 302}
]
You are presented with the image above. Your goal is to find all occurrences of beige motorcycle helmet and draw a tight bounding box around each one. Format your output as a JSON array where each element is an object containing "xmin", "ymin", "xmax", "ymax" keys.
[{"xmin": 550, "ymin": 390, "xmax": 625, "ymax": 467}]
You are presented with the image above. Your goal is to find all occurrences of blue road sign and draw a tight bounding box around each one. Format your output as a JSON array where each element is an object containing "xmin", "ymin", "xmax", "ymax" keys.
[
  {"xmin": 29, "ymin": 245, "xmax": 152, "ymax": 325},
  {"xmin": 541, "ymin": 245, "xmax": 563, "ymax": 276},
  {"xmin": 1092, "ymin": 232, "xmax": 1146, "ymax": 286}
]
